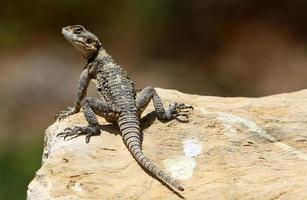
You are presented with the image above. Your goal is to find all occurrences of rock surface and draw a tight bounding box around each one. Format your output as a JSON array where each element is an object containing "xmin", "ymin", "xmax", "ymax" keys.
[{"xmin": 27, "ymin": 88, "xmax": 307, "ymax": 200}]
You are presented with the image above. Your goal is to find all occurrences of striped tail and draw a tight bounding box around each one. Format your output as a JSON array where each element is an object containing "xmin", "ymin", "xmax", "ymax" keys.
[{"xmin": 118, "ymin": 113, "xmax": 184, "ymax": 191}]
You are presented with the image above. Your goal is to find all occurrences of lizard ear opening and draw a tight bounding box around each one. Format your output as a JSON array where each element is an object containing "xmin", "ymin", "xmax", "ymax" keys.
[
  {"xmin": 94, "ymin": 41, "xmax": 102, "ymax": 49},
  {"xmin": 86, "ymin": 38, "xmax": 93, "ymax": 44}
]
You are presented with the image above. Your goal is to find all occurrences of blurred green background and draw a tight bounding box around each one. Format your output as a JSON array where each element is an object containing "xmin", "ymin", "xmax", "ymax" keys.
[{"xmin": 1, "ymin": 0, "xmax": 307, "ymax": 199}]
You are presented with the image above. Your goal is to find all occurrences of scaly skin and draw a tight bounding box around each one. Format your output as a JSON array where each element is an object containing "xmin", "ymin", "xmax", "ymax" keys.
[{"xmin": 56, "ymin": 25, "xmax": 193, "ymax": 191}]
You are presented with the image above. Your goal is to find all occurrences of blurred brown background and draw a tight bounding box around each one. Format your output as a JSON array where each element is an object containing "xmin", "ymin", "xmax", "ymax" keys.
[{"xmin": 1, "ymin": 1, "xmax": 307, "ymax": 199}]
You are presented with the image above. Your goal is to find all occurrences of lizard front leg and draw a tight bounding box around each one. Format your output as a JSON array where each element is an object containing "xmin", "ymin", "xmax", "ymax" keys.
[
  {"xmin": 56, "ymin": 68, "xmax": 91, "ymax": 120},
  {"xmin": 58, "ymin": 97, "xmax": 118, "ymax": 143},
  {"xmin": 136, "ymin": 87, "xmax": 193, "ymax": 122}
]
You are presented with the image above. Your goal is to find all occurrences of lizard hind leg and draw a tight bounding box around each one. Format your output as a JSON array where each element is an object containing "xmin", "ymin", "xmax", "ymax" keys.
[
  {"xmin": 57, "ymin": 97, "xmax": 118, "ymax": 143},
  {"xmin": 136, "ymin": 87, "xmax": 193, "ymax": 122}
]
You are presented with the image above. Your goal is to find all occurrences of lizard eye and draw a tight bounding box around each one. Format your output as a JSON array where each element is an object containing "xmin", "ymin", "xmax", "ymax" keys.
[
  {"xmin": 86, "ymin": 38, "xmax": 93, "ymax": 43},
  {"xmin": 73, "ymin": 27, "xmax": 83, "ymax": 34}
]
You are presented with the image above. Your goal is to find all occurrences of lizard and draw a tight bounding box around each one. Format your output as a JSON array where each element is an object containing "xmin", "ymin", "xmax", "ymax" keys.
[{"xmin": 56, "ymin": 25, "xmax": 193, "ymax": 192}]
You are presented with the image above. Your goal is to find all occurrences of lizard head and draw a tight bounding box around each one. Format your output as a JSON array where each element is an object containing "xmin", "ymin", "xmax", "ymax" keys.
[{"xmin": 62, "ymin": 25, "xmax": 102, "ymax": 60}]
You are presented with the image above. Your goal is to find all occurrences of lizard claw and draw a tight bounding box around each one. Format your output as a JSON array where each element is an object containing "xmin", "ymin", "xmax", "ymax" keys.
[
  {"xmin": 55, "ymin": 107, "xmax": 77, "ymax": 121},
  {"xmin": 57, "ymin": 125, "xmax": 101, "ymax": 143},
  {"xmin": 167, "ymin": 103, "xmax": 193, "ymax": 122}
]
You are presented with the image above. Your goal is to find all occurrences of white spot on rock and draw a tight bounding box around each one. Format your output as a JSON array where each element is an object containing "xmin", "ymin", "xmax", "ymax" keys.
[
  {"xmin": 183, "ymin": 139, "xmax": 202, "ymax": 157},
  {"xmin": 163, "ymin": 156, "xmax": 196, "ymax": 180},
  {"xmin": 163, "ymin": 138, "xmax": 202, "ymax": 180},
  {"xmin": 72, "ymin": 182, "xmax": 83, "ymax": 192}
]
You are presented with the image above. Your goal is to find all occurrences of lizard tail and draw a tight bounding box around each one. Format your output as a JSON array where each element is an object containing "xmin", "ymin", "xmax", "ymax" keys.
[{"xmin": 118, "ymin": 113, "xmax": 184, "ymax": 191}]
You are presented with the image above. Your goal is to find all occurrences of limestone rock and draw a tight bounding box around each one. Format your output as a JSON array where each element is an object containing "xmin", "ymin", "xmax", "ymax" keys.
[{"xmin": 27, "ymin": 88, "xmax": 307, "ymax": 200}]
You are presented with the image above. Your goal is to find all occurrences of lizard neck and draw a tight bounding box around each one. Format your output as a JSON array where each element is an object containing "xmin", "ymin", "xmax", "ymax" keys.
[
  {"xmin": 96, "ymin": 48, "xmax": 110, "ymax": 60},
  {"xmin": 87, "ymin": 48, "xmax": 112, "ymax": 63}
]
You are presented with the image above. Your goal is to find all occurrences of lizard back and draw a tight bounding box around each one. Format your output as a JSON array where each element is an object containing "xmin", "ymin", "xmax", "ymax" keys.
[{"xmin": 95, "ymin": 59, "xmax": 137, "ymax": 113}]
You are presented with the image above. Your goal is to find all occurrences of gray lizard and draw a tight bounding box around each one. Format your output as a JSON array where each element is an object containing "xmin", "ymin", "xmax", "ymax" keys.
[{"xmin": 56, "ymin": 25, "xmax": 193, "ymax": 191}]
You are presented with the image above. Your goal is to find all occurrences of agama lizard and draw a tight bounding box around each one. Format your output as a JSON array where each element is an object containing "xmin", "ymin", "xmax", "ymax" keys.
[{"xmin": 56, "ymin": 25, "xmax": 193, "ymax": 191}]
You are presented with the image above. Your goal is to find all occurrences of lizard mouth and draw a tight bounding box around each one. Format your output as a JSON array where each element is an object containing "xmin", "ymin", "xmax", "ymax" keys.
[
  {"xmin": 61, "ymin": 27, "xmax": 70, "ymax": 36},
  {"xmin": 62, "ymin": 27, "xmax": 89, "ymax": 47},
  {"xmin": 62, "ymin": 30, "xmax": 83, "ymax": 46}
]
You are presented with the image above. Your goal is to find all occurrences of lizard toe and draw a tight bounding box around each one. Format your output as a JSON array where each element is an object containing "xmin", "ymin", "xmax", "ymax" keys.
[
  {"xmin": 167, "ymin": 103, "xmax": 193, "ymax": 122},
  {"xmin": 57, "ymin": 125, "xmax": 101, "ymax": 143}
]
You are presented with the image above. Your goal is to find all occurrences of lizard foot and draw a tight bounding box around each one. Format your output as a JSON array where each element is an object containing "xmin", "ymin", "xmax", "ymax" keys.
[
  {"xmin": 166, "ymin": 103, "xmax": 194, "ymax": 122},
  {"xmin": 57, "ymin": 125, "xmax": 101, "ymax": 143},
  {"xmin": 55, "ymin": 107, "xmax": 78, "ymax": 121}
]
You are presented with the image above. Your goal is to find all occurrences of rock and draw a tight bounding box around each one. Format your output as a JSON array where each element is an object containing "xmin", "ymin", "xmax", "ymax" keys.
[{"xmin": 27, "ymin": 88, "xmax": 307, "ymax": 200}]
